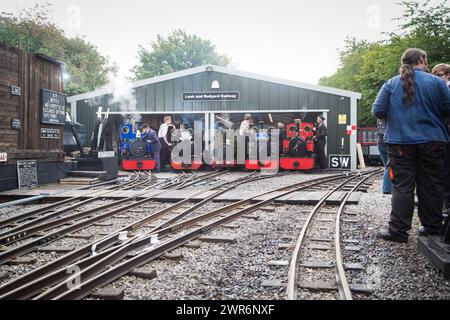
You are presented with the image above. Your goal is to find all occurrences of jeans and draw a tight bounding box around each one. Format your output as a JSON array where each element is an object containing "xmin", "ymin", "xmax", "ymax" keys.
[
  {"xmin": 378, "ymin": 144, "xmax": 393, "ymax": 194},
  {"xmin": 153, "ymin": 151, "xmax": 161, "ymax": 173}
]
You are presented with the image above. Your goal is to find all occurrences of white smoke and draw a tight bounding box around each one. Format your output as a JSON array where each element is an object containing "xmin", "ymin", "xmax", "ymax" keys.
[{"xmin": 104, "ymin": 75, "xmax": 141, "ymax": 123}]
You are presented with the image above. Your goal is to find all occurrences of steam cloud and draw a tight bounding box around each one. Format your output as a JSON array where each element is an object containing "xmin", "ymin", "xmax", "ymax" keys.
[{"xmin": 104, "ymin": 75, "xmax": 141, "ymax": 123}]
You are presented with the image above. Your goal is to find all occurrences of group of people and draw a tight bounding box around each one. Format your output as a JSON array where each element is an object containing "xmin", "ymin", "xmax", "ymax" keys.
[
  {"xmin": 141, "ymin": 116, "xmax": 192, "ymax": 173},
  {"xmin": 373, "ymin": 48, "xmax": 450, "ymax": 243}
]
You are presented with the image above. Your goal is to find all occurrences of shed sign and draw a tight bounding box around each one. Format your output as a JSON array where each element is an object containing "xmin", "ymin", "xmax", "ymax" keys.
[
  {"xmin": 40, "ymin": 128, "xmax": 60, "ymax": 139},
  {"xmin": 11, "ymin": 118, "xmax": 21, "ymax": 130},
  {"xmin": 41, "ymin": 89, "xmax": 67, "ymax": 125},
  {"xmin": 0, "ymin": 153, "xmax": 7, "ymax": 163},
  {"xmin": 329, "ymin": 154, "xmax": 351, "ymax": 170},
  {"xmin": 10, "ymin": 85, "xmax": 21, "ymax": 96},
  {"xmin": 17, "ymin": 160, "xmax": 38, "ymax": 189},
  {"xmin": 183, "ymin": 91, "xmax": 240, "ymax": 101}
]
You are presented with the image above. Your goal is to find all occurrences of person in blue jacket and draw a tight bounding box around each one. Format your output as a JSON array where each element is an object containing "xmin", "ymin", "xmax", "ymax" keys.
[
  {"xmin": 372, "ymin": 48, "xmax": 450, "ymax": 243},
  {"xmin": 141, "ymin": 124, "xmax": 162, "ymax": 173}
]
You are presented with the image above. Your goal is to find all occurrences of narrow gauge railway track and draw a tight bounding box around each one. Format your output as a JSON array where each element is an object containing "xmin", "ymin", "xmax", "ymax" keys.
[
  {"xmin": 0, "ymin": 171, "xmax": 230, "ymax": 265},
  {"xmin": 1, "ymin": 171, "xmax": 312, "ymax": 299},
  {"xmin": 0, "ymin": 171, "xmax": 223, "ymax": 247},
  {"xmin": 286, "ymin": 170, "xmax": 381, "ymax": 300},
  {"xmin": 0, "ymin": 170, "xmax": 226, "ymax": 233},
  {"xmin": 0, "ymin": 171, "xmax": 146, "ymax": 229},
  {"xmin": 0, "ymin": 171, "xmax": 266, "ymax": 298},
  {"xmin": 19, "ymin": 172, "xmax": 370, "ymax": 300}
]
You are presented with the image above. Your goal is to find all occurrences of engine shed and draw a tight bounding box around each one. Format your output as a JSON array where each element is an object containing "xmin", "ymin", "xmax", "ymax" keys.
[{"xmin": 68, "ymin": 65, "xmax": 361, "ymax": 170}]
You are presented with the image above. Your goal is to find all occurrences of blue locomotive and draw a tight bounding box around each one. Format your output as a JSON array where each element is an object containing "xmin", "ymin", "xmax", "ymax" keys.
[{"xmin": 119, "ymin": 122, "xmax": 156, "ymax": 171}]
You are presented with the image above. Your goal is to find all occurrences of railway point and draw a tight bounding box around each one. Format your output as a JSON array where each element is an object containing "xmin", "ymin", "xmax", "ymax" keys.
[{"xmin": 0, "ymin": 0, "xmax": 449, "ymax": 311}]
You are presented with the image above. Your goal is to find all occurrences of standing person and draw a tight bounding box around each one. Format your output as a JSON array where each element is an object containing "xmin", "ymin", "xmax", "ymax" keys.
[
  {"xmin": 239, "ymin": 114, "xmax": 252, "ymax": 136},
  {"xmin": 377, "ymin": 118, "xmax": 393, "ymax": 195},
  {"xmin": 372, "ymin": 48, "xmax": 450, "ymax": 243},
  {"xmin": 313, "ymin": 115, "xmax": 328, "ymax": 171},
  {"xmin": 277, "ymin": 122, "xmax": 286, "ymax": 155},
  {"xmin": 432, "ymin": 64, "xmax": 450, "ymax": 214},
  {"xmin": 141, "ymin": 124, "xmax": 161, "ymax": 173},
  {"xmin": 158, "ymin": 116, "xmax": 173, "ymax": 171}
]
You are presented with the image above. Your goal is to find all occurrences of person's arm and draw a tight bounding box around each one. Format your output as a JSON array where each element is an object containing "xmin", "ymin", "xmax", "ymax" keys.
[
  {"xmin": 372, "ymin": 81, "xmax": 391, "ymax": 119},
  {"xmin": 438, "ymin": 78, "xmax": 450, "ymax": 116}
]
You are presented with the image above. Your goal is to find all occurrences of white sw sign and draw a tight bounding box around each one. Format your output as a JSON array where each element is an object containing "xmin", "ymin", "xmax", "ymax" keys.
[
  {"xmin": 0, "ymin": 153, "xmax": 7, "ymax": 162},
  {"xmin": 329, "ymin": 154, "xmax": 352, "ymax": 170}
]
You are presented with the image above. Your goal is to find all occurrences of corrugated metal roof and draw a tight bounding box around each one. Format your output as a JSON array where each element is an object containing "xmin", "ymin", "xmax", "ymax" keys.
[{"xmin": 67, "ymin": 65, "xmax": 362, "ymax": 102}]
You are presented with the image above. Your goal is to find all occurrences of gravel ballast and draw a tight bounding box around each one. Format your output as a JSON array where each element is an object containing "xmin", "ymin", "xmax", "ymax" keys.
[{"xmin": 1, "ymin": 172, "xmax": 449, "ymax": 299}]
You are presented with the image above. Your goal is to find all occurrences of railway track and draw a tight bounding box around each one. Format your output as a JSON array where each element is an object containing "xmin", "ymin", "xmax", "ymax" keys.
[
  {"xmin": 0, "ymin": 170, "xmax": 323, "ymax": 299},
  {"xmin": 24, "ymin": 173, "xmax": 362, "ymax": 300},
  {"xmin": 0, "ymin": 171, "xmax": 272, "ymax": 298},
  {"xmin": 0, "ymin": 170, "xmax": 380, "ymax": 300},
  {"xmin": 0, "ymin": 171, "xmax": 225, "ymax": 245},
  {"xmin": 0, "ymin": 171, "xmax": 145, "ymax": 229},
  {"xmin": 286, "ymin": 169, "xmax": 381, "ymax": 300},
  {"xmin": 0, "ymin": 171, "xmax": 231, "ymax": 264}
]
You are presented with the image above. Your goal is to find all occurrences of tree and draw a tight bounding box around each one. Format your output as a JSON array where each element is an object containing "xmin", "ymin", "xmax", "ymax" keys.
[
  {"xmin": 319, "ymin": 0, "xmax": 450, "ymax": 127},
  {"xmin": 0, "ymin": 3, "xmax": 116, "ymax": 96},
  {"xmin": 131, "ymin": 29, "xmax": 231, "ymax": 80}
]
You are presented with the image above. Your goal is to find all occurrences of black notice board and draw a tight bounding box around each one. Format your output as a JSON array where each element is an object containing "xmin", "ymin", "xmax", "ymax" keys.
[
  {"xmin": 17, "ymin": 160, "xmax": 38, "ymax": 189},
  {"xmin": 41, "ymin": 89, "xmax": 67, "ymax": 125},
  {"xmin": 41, "ymin": 128, "xmax": 60, "ymax": 139}
]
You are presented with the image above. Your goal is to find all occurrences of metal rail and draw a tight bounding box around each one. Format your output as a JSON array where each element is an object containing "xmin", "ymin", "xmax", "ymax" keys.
[
  {"xmin": 0, "ymin": 173, "xmax": 142, "ymax": 228},
  {"xmin": 0, "ymin": 172, "xmax": 259, "ymax": 299},
  {"xmin": 286, "ymin": 169, "xmax": 381, "ymax": 300},
  {"xmin": 0, "ymin": 171, "xmax": 321, "ymax": 299},
  {"xmin": 0, "ymin": 173, "xmax": 188, "ymax": 264},
  {"xmin": 41, "ymin": 174, "xmax": 357, "ymax": 300}
]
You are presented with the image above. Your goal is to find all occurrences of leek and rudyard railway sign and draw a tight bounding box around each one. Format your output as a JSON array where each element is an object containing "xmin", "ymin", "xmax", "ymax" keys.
[
  {"xmin": 182, "ymin": 91, "xmax": 240, "ymax": 101},
  {"xmin": 41, "ymin": 89, "xmax": 67, "ymax": 125}
]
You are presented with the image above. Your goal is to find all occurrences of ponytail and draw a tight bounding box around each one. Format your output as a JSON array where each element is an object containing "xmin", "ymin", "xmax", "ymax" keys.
[
  {"xmin": 400, "ymin": 63, "xmax": 416, "ymax": 105},
  {"xmin": 399, "ymin": 48, "xmax": 428, "ymax": 106}
]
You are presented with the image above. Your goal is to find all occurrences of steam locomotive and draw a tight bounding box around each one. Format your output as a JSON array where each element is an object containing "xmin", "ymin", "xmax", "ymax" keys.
[
  {"xmin": 119, "ymin": 123, "xmax": 156, "ymax": 171},
  {"xmin": 279, "ymin": 120, "xmax": 315, "ymax": 170},
  {"xmin": 244, "ymin": 121, "xmax": 278, "ymax": 170},
  {"xmin": 118, "ymin": 118, "xmax": 317, "ymax": 172},
  {"xmin": 170, "ymin": 125, "xmax": 203, "ymax": 171}
]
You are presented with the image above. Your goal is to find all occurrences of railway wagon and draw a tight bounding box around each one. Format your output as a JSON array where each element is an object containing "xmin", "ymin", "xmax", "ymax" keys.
[{"xmin": 358, "ymin": 127, "xmax": 382, "ymax": 166}]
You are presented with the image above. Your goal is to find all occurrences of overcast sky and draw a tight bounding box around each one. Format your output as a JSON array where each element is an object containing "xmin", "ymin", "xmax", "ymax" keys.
[{"xmin": 2, "ymin": 0, "xmax": 447, "ymax": 85}]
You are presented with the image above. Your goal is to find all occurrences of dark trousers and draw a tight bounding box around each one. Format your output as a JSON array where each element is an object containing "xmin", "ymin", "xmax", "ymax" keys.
[
  {"xmin": 378, "ymin": 144, "xmax": 393, "ymax": 194},
  {"xmin": 153, "ymin": 151, "xmax": 161, "ymax": 172},
  {"xmin": 387, "ymin": 142, "xmax": 447, "ymax": 237},
  {"xmin": 160, "ymin": 138, "xmax": 171, "ymax": 169},
  {"xmin": 445, "ymin": 142, "xmax": 450, "ymax": 210},
  {"xmin": 315, "ymin": 141, "xmax": 328, "ymax": 169}
]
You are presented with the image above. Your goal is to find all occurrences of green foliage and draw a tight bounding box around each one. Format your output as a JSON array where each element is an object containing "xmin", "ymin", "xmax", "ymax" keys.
[
  {"xmin": 319, "ymin": 0, "xmax": 450, "ymax": 127},
  {"xmin": 0, "ymin": 3, "xmax": 116, "ymax": 96},
  {"xmin": 131, "ymin": 29, "xmax": 231, "ymax": 80}
]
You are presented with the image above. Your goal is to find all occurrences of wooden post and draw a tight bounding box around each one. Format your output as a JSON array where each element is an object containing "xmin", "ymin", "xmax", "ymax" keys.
[{"xmin": 356, "ymin": 143, "xmax": 366, "ymax": 171}]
